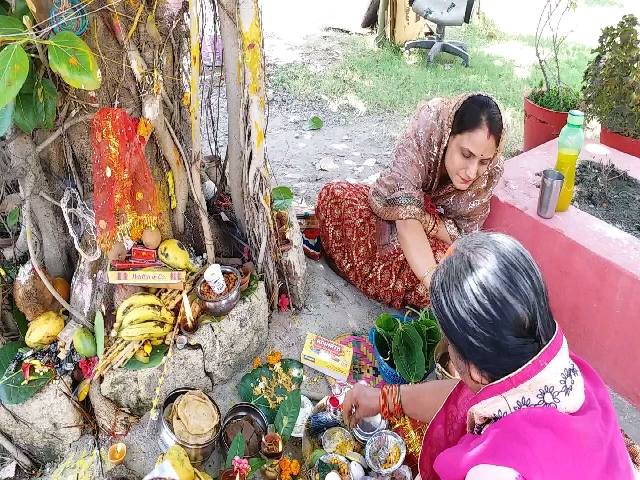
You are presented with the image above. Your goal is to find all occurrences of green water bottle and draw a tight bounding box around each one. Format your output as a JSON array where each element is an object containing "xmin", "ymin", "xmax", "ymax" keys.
[{"xmin": 554, "ymin": 110, "xmax": 585, "ymax": 212}]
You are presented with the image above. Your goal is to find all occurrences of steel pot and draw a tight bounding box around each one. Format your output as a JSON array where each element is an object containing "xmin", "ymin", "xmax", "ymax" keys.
[
  {"xmin": 195, "ymin": 266, "xmax": 241, "ymax": 317},
  {"xmin": 220, "ymin": 402, "xmax": 268, "ymax": 458},
  {"xmin": 157, "ymin": 387, "xmax": 221, "ymax": 466}
]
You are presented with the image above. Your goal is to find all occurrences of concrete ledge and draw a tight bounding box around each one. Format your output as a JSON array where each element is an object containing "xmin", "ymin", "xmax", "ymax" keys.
[{"xmin": 484, "ymin": 140, "xmax": 640, "ymax": 407}]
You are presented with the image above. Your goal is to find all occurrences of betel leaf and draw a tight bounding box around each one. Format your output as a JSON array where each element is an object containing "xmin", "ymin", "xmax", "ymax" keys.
[
  {"xmin": 272, "ymin": 186, "xmax": 293, "ymax": 212},
  {"xmin": 0, "ymin": 43, "xmax": 29, "ymax": 109},
  {"xmin": 392, "ymin": 323, "xmax": 425, "ymax": 383},
  {"xmin": 6, "ymin": 206, "xmax": 19, "ymax": 226},
  {"xmin": 0, "ymin": 341, "xmax": 54, "ymax": 404},
  {"xmin": 306, "ymin": 115, "xmax": 323, "ymax": 131},
  {"xmin": 275, "ymin": 388, "xmax": 301, "ymax": 442},
  {"xmin": 248, "ymin": 457, "xmax": 266, "ymax": 477},
  {"xmin": 0, "ymin": 5, "xmax": 7, "ymax": 15},
  {"xmin": 241, "ymin": 273, "xmax": 259, "ymax": 299},
  {"xmin": 35, "ymin": 76, "xmax": 57, "ymax": 130},
  {"xmin": 13, "ymin": 91, "xmax": 37, "ymax": 134},
  {"xmin": 12, "ymin": 303, "xmax": 28, "ymax": 338},
  {"xmin": 318, "ymin": 460, "xmax": 338, "ymax": 480},
  {"xmin": 225, "ymin": 432, "xmax": 245, "ymax": 469},
  {"xmin": 238, "ymin": 359, "xmax": 304, "ymax": 423},
  {"xmin": 375, "ymin": 313, "xmax": 397, "ymax": 334},
  {"xmin": 0, "ymin": 100, "xmax": 13, "ymax": 136},
  {"xmin": 48, "ymin": 31, "xmax": 101, "ymax": 90},
  {"xmin": 124, "ymin": 344, "xmax": 168, "ymax": 370},
  {"xmin": 0, "ymin": 15, "xmax": 27, "ymax": 42}
]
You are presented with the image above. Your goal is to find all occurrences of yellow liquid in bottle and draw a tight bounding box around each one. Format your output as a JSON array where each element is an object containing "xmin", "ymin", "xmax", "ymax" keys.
[{"xmin": 554, "ymin": 148, "xmax": 580, "ymax": 212}]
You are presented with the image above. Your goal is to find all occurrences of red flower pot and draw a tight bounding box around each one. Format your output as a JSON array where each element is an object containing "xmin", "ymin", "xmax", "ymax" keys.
[
  {"xmin": 523, "ymin": 95, "xmax": 569, "ymax": 152},
  {"xmin": 600, "ymin": 127, "xmax": 640, "ymax": 158}
]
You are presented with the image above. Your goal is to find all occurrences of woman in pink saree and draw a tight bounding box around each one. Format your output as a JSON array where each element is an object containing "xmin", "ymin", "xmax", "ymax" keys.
[{"xmin": 343, "ymin": 232, "xmax": 639, "ymax": 479}]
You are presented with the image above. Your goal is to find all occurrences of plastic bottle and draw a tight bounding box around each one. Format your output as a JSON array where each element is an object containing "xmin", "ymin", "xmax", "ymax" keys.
[{"xmin": 554, "ymin": 110, "xmax": 585, "ymax": 212}]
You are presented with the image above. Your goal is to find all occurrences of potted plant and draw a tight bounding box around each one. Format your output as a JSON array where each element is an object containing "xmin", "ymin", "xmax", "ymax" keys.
[
  {"xmin": 582, "ymin": 14, "xmax": 640, "ymax": 158},
  {"xmin": 524, "ymin": 0, "xmax": 580, "ymax": 152}
]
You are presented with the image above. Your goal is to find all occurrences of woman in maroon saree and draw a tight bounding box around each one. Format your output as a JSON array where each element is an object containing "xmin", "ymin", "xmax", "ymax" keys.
[
  {"xmin": 343, "ymin": 232, "xmax": 639, "ymax": 479},
  {"xmin": 316, "ymin": 93, "xmax": 505, "ymax": 309}
]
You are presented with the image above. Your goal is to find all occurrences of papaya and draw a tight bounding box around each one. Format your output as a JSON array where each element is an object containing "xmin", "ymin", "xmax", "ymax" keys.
[
  {"xmin": 73, "ymin": 327, "xmax": 97, "ymax": 358},
  {"xmin": 25, "ymin": 311, "xmax": 65, "ymax": 348}
]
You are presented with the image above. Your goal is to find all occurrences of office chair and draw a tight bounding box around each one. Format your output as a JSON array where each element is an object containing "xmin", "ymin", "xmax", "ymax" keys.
[{"xmin": 405, "ymin": 0, "xmax": 475, "ymax": 67}]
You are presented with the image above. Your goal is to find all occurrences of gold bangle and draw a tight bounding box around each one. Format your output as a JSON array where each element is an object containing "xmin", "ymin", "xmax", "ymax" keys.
[{"xmin": 420, "ymin": 263, "xmax": 437, "ymax": 284}]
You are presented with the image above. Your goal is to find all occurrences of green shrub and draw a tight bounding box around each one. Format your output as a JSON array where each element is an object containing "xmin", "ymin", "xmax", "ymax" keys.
[
  {"xmin": 582, "ymin": 14, "xmax": 640, "ymax": 139},
  {"xmin": 528, "ymin": 84, "xmax": 581, "ymax": 112}
]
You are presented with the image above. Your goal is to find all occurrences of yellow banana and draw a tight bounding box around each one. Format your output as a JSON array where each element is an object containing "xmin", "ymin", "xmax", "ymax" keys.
[
  {"xmin": 119, "ymin": 321, "xmax": 173, "ymax": 341},
  {"xmin": 116, "ymin": 292, "xmax": 164, "ymax": 326},
  {"xmin": 158, "ymin": 239, "xmax": 197, "ymax": 272},
  {"xmin": 120, "ymin": 303, "xmax": 175, "ymax": 330}
]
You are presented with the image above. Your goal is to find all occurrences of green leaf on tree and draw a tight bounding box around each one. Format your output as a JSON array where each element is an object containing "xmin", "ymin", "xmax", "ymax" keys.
[
  {"xmin": 13, "ymin": 91, "xmax": 37, "ymax": 133},
  {"xmin": 0, "ymin": 341, "xmax": 53, "ymax": 404},
  {"xmin": 48, "ymin": 31, "xmax": 101, "ymax": 90},
  {"xmin": 6, "ymin": 206, "xmax": 19, "ymax": 226},
  {"xmin": 35, "ymin": 76, "xmax": 57, "ymax": 130},
  {"xmin": 275, "ymin": 388, "xmax": 301, "ymax": 442},
  {"xmin": 225, "ymin": 432, "xmax": 245, "ymax": 468},
  {"xmin": 10, "ymin": 0, "xmax": 32, "ymax": 22},
  {"xmin": 0, "ymin": 43, "xmax": 29, "ymax": 109},
  {"xmin": 272, "ymin": 186, "xmax": 293, "ymax": 211},
  {"xmin": 0, "ymin": 15, "xmax": 27, "ymax": 41},
  {"xmin": 306, "ymin": 115, "xmax": 324, "ymax": 131},
  {"xmin": 0, "ymin": 99, "xmax": 13, "ymax": 136},
  {"xmin": 124, "ymin": 344, "xmax": 168, "ymax": 370}
]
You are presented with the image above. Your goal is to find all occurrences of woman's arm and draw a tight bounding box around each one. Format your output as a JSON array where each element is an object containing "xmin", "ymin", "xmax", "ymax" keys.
[
  {"xmin": 343, "ymin": 380, "xmax": 459, "ymax": 429},
  {"xmin": 396, "ymin": 218, "xmax": 452, "ymax": 287}
]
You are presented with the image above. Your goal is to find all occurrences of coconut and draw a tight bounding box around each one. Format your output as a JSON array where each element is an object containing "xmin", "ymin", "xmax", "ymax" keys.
[
  {"xmin": 108, "ymin": 242, "xmax": 128, "ymax": 261},
  {"xmin": 142, "ymin": 227, "xmax": 162, "ymax": 249},
  {"xmin": 13, "ymin": 261, "xmax": 54, "ymax": 322}
]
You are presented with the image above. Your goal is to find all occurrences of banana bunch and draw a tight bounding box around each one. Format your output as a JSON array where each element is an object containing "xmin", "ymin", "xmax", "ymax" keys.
[{"xmin": 115, "ymin": 292, "xmax": 176, "ymax": 341}]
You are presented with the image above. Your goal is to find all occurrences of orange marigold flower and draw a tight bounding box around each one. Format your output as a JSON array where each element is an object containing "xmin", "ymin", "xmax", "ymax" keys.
[
  {"xmin": 290, "ymin": 460, "xmax": 300, "ymax": 476},
  {"xmin": 281, "ymin": 473, "xmax": 291, "ymax": 480},
  {"xmin": 279, "ymin": 457, "xmax": 291, "ymax": 472},
  {"xmin": 253, "ymin": 357, "xmax": 261, "ymax": 369},
  {"xmin": 267, "ymin": 350, "xmax": 282, "ymax": 365}
]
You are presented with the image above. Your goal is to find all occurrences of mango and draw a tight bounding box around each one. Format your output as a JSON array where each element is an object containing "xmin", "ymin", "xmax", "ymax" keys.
[{"xmin": 25, "ymin": 311, "xmax": 65, "ymax": 348}]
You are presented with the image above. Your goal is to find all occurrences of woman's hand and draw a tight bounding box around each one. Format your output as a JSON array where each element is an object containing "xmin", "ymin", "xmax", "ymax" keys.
[{"xmin": 342, "ymin": 384, "xmax": 381, "ymax": 429}]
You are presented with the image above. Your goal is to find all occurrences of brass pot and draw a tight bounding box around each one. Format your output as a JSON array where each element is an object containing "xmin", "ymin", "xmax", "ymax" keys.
[{"xmin": 433, "ymin": 339, "xmax": 459, "ymax": 380}]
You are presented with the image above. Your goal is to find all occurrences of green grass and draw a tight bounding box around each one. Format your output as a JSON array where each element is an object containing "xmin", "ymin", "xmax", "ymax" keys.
[
  {"xmin": 583, "ymin": 0, "xmax": 621, "ymax": 7},
  {"xmin": 272, "ymin": 22, "xmax": 593, "ymax": 157}
]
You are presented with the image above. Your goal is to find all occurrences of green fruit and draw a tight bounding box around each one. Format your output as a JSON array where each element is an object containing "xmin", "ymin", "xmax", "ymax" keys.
[{"xmin": 73, "ymin": 327, "xmax": 97, "ymax": 358}]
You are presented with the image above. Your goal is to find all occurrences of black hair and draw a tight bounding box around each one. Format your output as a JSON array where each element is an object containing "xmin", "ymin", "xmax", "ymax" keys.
[
  {"xmin": 450, "ymin": 94, "xmax": 503, "ymax": 146},
  {"xmin": 430, "ymin": 232, "xmax": 556, "ymax": 382}
]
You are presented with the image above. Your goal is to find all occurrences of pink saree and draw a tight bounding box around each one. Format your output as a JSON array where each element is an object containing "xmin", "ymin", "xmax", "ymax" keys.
[{"xmin": 419, "ymin": 325, "xmax": 636, "ymax": 479}]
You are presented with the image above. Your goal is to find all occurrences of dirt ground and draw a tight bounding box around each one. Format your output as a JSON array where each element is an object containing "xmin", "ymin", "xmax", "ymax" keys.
[{"xmin": 574, "ymin": 160, "xmax": 640, "ymax": 238}]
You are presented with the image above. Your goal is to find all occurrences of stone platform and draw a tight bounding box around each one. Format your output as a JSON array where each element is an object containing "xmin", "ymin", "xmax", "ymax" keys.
[{"xmin": 484, "ymin": 140, "xmax": 640, "ymax": 407}]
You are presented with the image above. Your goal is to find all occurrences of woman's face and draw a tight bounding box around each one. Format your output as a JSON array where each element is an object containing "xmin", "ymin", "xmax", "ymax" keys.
[{"xmin": 443, "ymin": 125, "xmax": 498, "ymax": 191}]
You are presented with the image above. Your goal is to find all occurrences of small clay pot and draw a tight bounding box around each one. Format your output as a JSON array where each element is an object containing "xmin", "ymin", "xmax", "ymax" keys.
[{"xmin": 240, "ymin": 265, "xmax": 251, "ymax": 292}]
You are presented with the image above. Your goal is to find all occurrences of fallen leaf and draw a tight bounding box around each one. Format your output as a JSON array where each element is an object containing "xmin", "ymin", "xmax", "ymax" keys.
[{"xmin": 306, "ymin": 116, "xmax": 324, "ymax": 131}]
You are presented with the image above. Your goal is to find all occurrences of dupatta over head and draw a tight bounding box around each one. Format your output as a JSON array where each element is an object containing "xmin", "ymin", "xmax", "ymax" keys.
[{"xmin": 369, "ymin": 92, "xmax": 506, "ymax": 242}]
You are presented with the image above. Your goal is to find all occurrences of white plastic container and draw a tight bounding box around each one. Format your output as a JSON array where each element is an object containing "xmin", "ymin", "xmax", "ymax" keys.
[{"xmin": 204, "ymin": 264, "xmax": 226, "ymax": 295}]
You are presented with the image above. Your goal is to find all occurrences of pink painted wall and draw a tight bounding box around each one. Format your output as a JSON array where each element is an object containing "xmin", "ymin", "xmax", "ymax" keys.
[{"xmin": 484, "ymin": 140, "xmax": 640, "ymax": 407}]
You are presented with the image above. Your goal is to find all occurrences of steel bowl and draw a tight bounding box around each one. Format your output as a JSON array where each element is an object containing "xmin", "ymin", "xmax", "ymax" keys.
[
  {"xmin": 353, "ymin": 414, "xmax": 387, "ymax": 445},
  {"xmin": 157, "ymin": 387, "xmax": 221, "ymax": 466},
  {"xmin": 321, "ymin": 426, "xmax": 354, "ymax": 455},
  {"xmin": 364, "ymin": 430, "xmax": 406, "ymax": 475},
  {"xmin": 195, "ymin": 266, "xmax": 241, "ymax": 317},
  {"xmin": 220, "ymin": 402, "xmax": 268, "ymax": 459}
]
